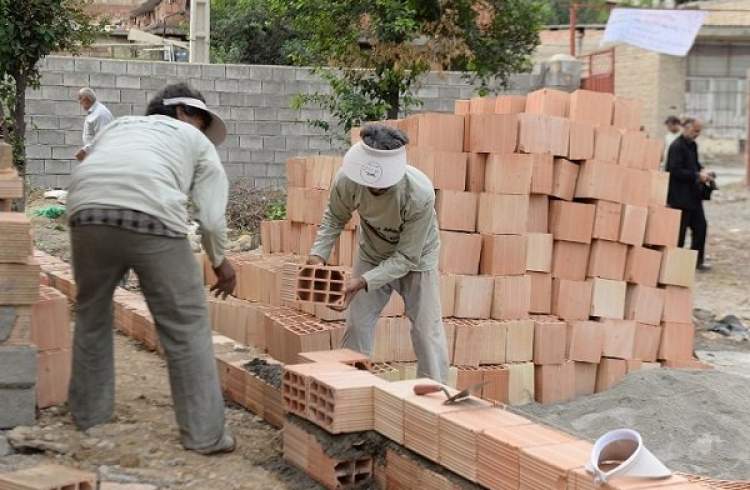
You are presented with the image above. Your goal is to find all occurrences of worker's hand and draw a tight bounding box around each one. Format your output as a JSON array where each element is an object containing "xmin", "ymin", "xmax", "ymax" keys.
[
  {"xmin": 699, "ymin": 171, "xmax": 711, "ymax": 183},
  {"xmin": 210, "ymin": 258, "xmax": 236, "ymax": 300},
  {"xmin": 329, "ymin": 277, "xmax": 367, "ymax": 311},
  {"xmin": 306, "ymin": 255, "xmax": 325, "ymax": 266},
  {"xmin": 75, "ymin": 148, "xmax": 87, "ymax": 161}
]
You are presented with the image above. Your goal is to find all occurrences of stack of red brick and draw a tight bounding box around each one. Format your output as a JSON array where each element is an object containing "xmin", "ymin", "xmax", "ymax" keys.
[
  {"xmin": 254, "ymin": 88, "xmax": 702, "ymax": 406},
  {"xmin": 280, "ymin": 353, "xmax": 711, "ymax": 490}
]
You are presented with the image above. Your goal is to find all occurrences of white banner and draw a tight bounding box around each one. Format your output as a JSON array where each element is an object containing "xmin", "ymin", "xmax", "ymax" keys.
[{"xmin": 601, "ymin": 8, "xmax": 706, "ymax": 56}]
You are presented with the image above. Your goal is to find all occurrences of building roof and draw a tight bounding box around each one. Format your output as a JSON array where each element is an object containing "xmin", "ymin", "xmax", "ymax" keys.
[{"xmin": 131, "ymin": 0, "xmax": 161, "ymax": 16}]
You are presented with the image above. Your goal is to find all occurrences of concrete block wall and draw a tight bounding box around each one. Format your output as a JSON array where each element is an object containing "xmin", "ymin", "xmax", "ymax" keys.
[{"xmin": 25, "ymin": 56, "xmax": 570, "ymax": 188}]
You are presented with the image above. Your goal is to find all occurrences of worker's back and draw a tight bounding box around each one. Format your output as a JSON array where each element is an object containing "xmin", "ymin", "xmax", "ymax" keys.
[{"xmin": 68, "ymin": 114, "xmax": 222, "ymax": 235}]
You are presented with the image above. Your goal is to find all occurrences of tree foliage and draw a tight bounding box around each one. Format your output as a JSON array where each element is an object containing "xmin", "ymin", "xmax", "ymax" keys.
[
  {"xmin": 542, "ymin": 0, "xmax": 610, "ymax": 25},
  {"xmin": 0, "ymin": 0, "xmax": 98, "ymax": 178},
  {"xmin": 210, "ymin": 0, "xmax": 296, "ymax": 65},
  {"xmin": 272, "ymin": 0, "xmax": 545, "ymax": 137}
]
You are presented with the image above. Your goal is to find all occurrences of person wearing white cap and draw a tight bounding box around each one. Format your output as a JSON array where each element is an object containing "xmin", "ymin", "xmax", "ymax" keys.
[
  {"xmin": 66, "ymin": 83, "xmax": 236, "ymax": 455},
  {"xmin": 308, "ymin": 124, "xmax": 450, "ymax": 383}
]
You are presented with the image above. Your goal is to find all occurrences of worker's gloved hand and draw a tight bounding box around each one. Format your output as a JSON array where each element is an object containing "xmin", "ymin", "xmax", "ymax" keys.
[
  {"xmin": 211, "ymin": 258, "xmax": 237, "ymax": 300},
  {"xmin": 330, "ymin": 277, "xmax": 367, "ymax": 311},
  {"xmin": 306, "ymin": 255, "xmax": 326, "ymax": 266},
  {"xmin": 75, "ymin": 148, "xmax": 87, "ymax": 161}
]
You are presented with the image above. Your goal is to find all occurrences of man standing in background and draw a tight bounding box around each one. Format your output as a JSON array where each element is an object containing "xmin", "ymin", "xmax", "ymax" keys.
[
  {"xmin": 75, "ymin": 87, "xmax": 113, "ymax": 161},
  {"xmin": 666, "ymin": 118, "xmax": 713, "ymax": 271},
  {"xmin": 662, "ymin": 115, "xmax": 682, "ymax": 170}
]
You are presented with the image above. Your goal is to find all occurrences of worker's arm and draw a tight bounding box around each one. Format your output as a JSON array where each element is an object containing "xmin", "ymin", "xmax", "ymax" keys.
[
  {"xmin": 666, "ymin": 143, "xmax": 699, "ymax": 183},
  {"xmin": 361, "ymin": 202, "xmax": 434, "ymax": 291},
  {"xmin": 191, "ymin": 142, "xmax": 230, "ymax": 269},
  {"xmin": 309, "ymin": 177, "xmax": 354, "ymax": 263}
]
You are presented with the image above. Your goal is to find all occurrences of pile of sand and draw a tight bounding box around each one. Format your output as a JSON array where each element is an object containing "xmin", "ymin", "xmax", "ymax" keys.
[{"xmin": 518, "ymin": 369, "xmax": 750, "ymax": 480}]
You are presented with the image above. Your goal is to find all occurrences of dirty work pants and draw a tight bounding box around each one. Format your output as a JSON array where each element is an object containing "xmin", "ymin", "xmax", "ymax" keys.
[
  {"xmin": 677, "ymin": 203, "xmax": 707, "ymax": 267},
  {"xmin": 69, "ymin": 225, "xmax": 227, "ymax": 452},
  {"xmin": 342, "ymin": 259, "xmax": 449, "ymax": 383}
]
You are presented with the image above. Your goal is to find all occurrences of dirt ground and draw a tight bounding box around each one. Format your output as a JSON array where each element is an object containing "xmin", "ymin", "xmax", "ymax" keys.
[{"xmin": 4, "ymin": 160, "xmax": 750, "ymax": 485}]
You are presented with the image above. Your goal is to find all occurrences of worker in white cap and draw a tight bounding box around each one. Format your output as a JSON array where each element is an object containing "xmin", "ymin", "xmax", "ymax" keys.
[
  {"xmin": 308, "ymin": 124, "xmax": 449, "ymax": 383},
  {"xmin": 66, "ymin": 83, "xmax": 236, "ymax": 455}
]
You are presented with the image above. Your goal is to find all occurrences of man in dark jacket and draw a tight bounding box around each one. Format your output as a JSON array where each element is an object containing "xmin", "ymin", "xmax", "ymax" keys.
[{"xmin": 666, "ymin": 118, "xmax": 712, "ymax": 271}]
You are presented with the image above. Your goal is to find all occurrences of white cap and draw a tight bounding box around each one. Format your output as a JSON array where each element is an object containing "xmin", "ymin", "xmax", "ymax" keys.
[
  {"xmin": 586, "ymin": 428, "xmax": 672, "ymax": 484},
  {"xmin": 163, "ymin": 97, "xmax": 227, "ymax": 146},
  {"xmin": 341, "ymin": 141, "xmax": 407, "ymax": 189}
]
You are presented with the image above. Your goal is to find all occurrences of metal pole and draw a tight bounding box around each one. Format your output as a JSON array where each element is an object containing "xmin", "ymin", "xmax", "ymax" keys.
[{"xmin": 570, "ymin": 2, "xmax": 578, "ymax": 56}]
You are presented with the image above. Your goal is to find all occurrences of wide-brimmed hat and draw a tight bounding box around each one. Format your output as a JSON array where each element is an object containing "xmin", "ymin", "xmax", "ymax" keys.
[
  {"xmin": 163, "ymin": 97, "xmax": 227, "ymax": 146},
  {"xmin": 342, "ymin": 140, "xmax": 407, "ymax": 189}
]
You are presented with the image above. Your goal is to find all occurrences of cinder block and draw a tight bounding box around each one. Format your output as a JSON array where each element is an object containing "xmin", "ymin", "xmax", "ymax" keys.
[
  {"xmin": 532, "ymin": 317, "xmax": 566, "ymax": 365},
  {"xmin": 529, "ymin": 153, "xmax": 554, "ymax": 195},
  {"xmin": 568, "ymin": 120, "xmax": 595, "ymax": 161},
  {"xmin": 612, "ymin": 97, "xmax": 643, "ymax": 131},
  {"xmin": 551, "ymin": 240, "xmax": 590, "ymax": 281},
  {"xmin": 480, "ymin": 234, "xmax": 527, "ymax": 276},
  {"xmin": 588, "ymin": 239, "xmax": 628, "ymax": 281},
  {"xmin": 625, "ymin": 284, "xmax": 665, "ymax": 326},
  {"xmin": 466, "ymin": 114, "xmax": 518, "ymax": 154},
  {"xmin": 549, "ymin": 201, "xmax": 595, "ymax": 244},
  {"xmin": 591, "ymin": 200, "xmax": 622, "ymax": 241},
  {"xmin": 588, "ymin": 278, "xmax": 626, "ymax": 320},
  {"xmin": 624, "ymin": 246, "xmax": 662, "ymax": 287},
  {"xmin": 662, "ymin": 285, "xmax": 693, "ymax": 323},
  {"xmin": 566, "ymin": 321, "xmax": 603, "ymax": 363},
  {"xmin": 569, "ymin": 89, "xmax": 614, "ymax": 127},
  {"xmin": 454, "ymin": 99, "xmax": 470, "ymax": 115},
  {"xmin": 37, "ymin": 348, "xmax": 71, "ymax": 408},
  {"xmin": 477, "ymin": 193, "xmax": 529, "ymax": 235},
  {"xmin": 595, "ymin": 357, "xmax": 627, "ymax": 392},
  {"xmin": 659, "ymin": 247, "xmax": 697, "ymax": 287},
  {"xmin": 440, "ymin": 274, "xmax": 456, "ymax": 318},
  {"xmin": 435, "ymin": 190, "xmax": 478, "ymax": 232},
  {"xmin": 439, "ymin": 231, "xmax": 482, "ymax": 275},
  {"xmin": 534, "ymin": 361, "xmax": 575, "ymax": 404},
  {"xmin": 593, "ymin": 126, "xmax": 621, "ymax": 163},
  {"xmin": 466, "ymin": 153, "xmax": 487, "ymax": 192},
  {"xmin": 525, "ymin": 233, "xmax": 552, "ymax": 273},
  {"xmin": 528, "ymin": 272, "xmax": 552, "ymax": 314},
  {"xmin": 551, "ymin": 158, "xmax": 579, "ymax": 201},
  {"xmin": 645, "ymin": 206, "xmax": 681, "ymax": 247},
  {"xmin": 575, "ymin": 160, "xmax": 624, "ymax": 203},
  {"xmin": 470, "ymin": 97, "xmax": 497, "ymax": 114},
  {"xmin": 491, "ymin": 275, "xmax": 531, "ymax": 320},
  {"xmin": 527, "ymin": 195, "xmax": 549, "ymax": 233},
  {"xmin": 0, "ymin": 345, "xmax": 38, "ymax": 386},
  {"xmin": 0, "ymin": 386, "xmax": 35, "ymax": 428},
  {"xmin": 506, "ymin": 319, "xmax": 535, "ymax": 362},
  {"xmin": 31, "ymin": 286, "xmax": 71, "ymax": 351},
  {"xmin": 552, "ymin": 278, "xmax": 593, "ymax": 321},
  {"xmin": 600, "ymin": 319, "xmax": 637, "ymax": 359},
  {"xmin": 619, "ymin": 205, "xmax": 648, "ymax": 246},
  {"xmin": 524, "ymin": 88, "xmax": 569, "ymax": 117},
  {"xmin": 484, "ymin": 153, "xmax": 533, "ymax": 195},
  {"xmin": 618, "ymin": 131, "xmax": 647, "ymax": 168},
  {"xmin": 506, "ymin": 362, "xmax": 535, "ymax": 405},
  {"xmin": 454, "ymin": 275, "xmax": 494, "ymax": 319}
]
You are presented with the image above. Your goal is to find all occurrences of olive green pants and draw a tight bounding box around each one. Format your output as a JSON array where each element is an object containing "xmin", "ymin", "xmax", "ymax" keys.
[{"xmin": 69, "ymin": 225, "xmax": 228, "ymax": 452}]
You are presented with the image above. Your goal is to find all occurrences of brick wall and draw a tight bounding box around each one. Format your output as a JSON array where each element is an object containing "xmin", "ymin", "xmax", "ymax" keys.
[
  {"xmin": 615, "ymin": 45, "xmax": 686, "ymax": 140},
  {"xmin": 25, "ymin": 56, "xmax": 575, "ymax": 188}
]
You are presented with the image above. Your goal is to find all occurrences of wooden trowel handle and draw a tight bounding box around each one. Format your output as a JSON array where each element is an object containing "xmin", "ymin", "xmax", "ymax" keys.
[{"xmin": 413, "ymin": 384, "xmax": 443, "ymax": 396}]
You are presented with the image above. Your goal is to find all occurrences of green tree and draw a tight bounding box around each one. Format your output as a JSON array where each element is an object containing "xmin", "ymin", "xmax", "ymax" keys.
[
  {"xmin": 210, "ymin": 0, "xmax": 296, "ymax": 64},
  {"xmin": 542, "ymin": 0, "xmax": 610, "ymax": 25},
  {"xmin": 0, "ymin": 0, "xmax": 98, "ymax": 183},
  {"xmin": 273, "ymin": 0, "xmax": 546, "ymax": 137}
]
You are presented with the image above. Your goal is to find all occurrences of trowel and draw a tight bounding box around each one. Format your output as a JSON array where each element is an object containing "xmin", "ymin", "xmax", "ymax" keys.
[{"xmin": 413, "ymin": 381, "xmax": 489, "ymax": 405}]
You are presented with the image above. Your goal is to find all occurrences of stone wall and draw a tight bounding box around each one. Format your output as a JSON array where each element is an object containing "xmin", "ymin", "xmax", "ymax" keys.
[{"xmin": 25, "ymin": 56, "xmax": 577, "ymax": 188}]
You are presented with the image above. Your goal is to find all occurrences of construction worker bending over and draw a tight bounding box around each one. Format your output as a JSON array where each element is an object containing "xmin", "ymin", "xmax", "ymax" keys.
[
  {"xmin": 308, "ymin": 124, "xmax": 449, "ymax": 383},
  {"xmin": 67, "ymin": 83, "xmax": 236, "ymax": 455}
]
